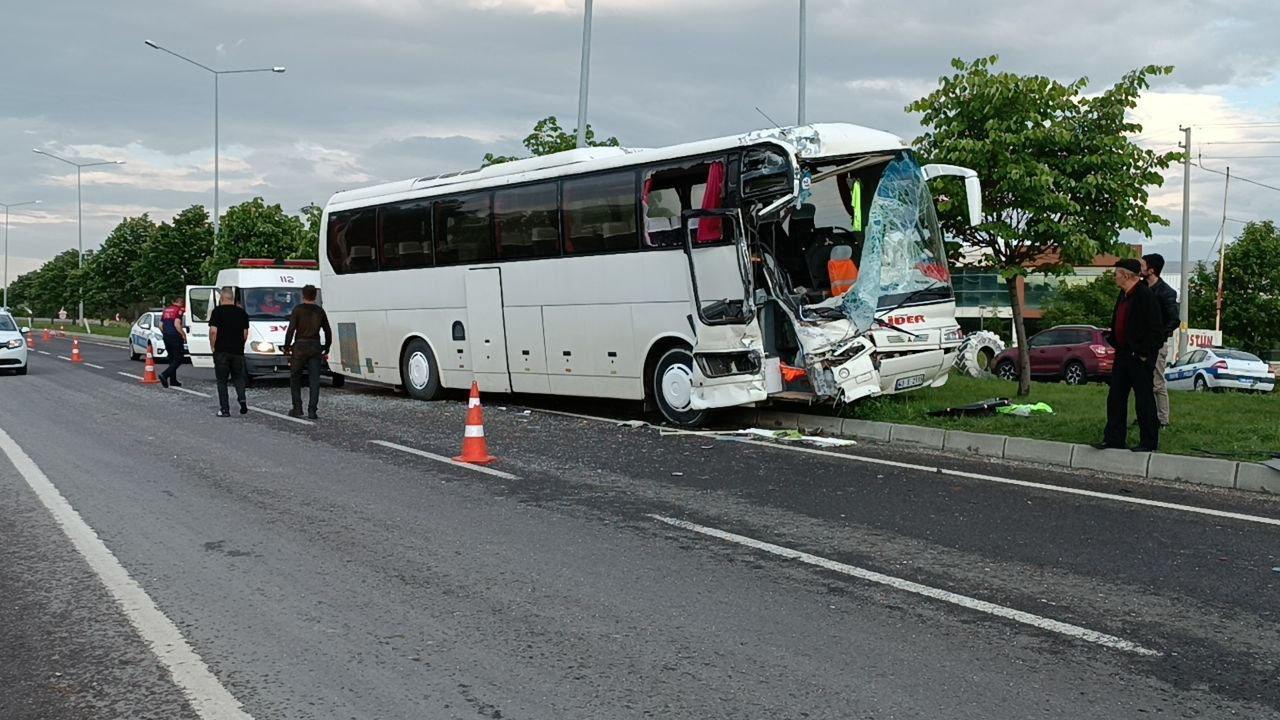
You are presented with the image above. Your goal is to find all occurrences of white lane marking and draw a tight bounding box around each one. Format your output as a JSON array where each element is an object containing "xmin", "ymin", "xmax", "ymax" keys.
[
  {"xmin": 84, "ymin": 362, "xmax": 105, "ymax": 370},
  {"xmin": 117, "ymin": 371, "xmax": 144, "ymax": 380},
  {"xmin": 371, "ymin": 440, "xmax": 519, "ymax": 480},
  {"xmin": 57, "ymin": 355, "xmax": 72, "ymax": 361},
  {"xmin": 651, "ymin": 514, "xmax": 1161, "ymax": 657},
  {"xmin": 736, "ymin": 440, "xmax": 1280, "ymax": 528},
  {"xmin": 0, "ymin": 425, "xmax": 254, "ymax": 718},
  {"xmin": 249, "ymin": 406, "xmax": 314, "ymax": 426},
  {"xmin": 36, "ymin": 350, "xmax": 51, "ymax": 355},
  {"xmin": 172, "ymin": 386, "xmax": 211, "ymax": 398},
  {"xmin": 526, "ymin": 407, "xmax": 623, "ymax": 423}
]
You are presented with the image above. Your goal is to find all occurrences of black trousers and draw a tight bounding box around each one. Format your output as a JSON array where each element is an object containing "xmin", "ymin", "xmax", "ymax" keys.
[
  {"xmin": 159, "ymin": 334, "xmax": 185, "ymax": 381},
  {"xmin": 289, "ymin": 343, "xmax": 323, "ymax": 413},
  {"xmin": 1104, "ymin": 351, "xmax": 1159, "ymax": 450},
  {"xmin": 213, "ymin": 352, "xmax": 247, "ymax": 412}
]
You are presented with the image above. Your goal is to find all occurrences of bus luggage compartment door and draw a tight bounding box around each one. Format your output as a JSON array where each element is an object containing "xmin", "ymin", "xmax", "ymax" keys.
[{"xmin": 464, "ymin": 267, "xmax": 512, "ymax": 393}]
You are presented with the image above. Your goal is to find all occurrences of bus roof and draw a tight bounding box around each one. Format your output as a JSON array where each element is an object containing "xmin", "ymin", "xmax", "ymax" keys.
[{"xmin": 326, "ymin": 123, "xmax": 905, "ymax": 211}]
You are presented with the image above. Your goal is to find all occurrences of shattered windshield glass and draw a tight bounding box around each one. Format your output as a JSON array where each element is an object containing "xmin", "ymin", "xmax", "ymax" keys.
[{"xmin": 840, "ymin": 154, "xmax": 950, "ymax": 332}]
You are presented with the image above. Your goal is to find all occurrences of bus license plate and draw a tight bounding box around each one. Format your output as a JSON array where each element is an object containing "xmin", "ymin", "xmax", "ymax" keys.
[{"xmin": 895, "ymin": 374, "xmax": 926, "ymax": 391}]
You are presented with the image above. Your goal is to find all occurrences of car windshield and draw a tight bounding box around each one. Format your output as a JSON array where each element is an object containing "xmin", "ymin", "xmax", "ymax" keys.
[
  {"xmin": 0, "ymin": 315, "xmax": 16, "ymax": 332},
  {"xmin": 1218, "ymin": 350, "xmax": 1262, "ymax": 363},
  {"xmin": 242, "ymin": 287, "xmax": 312, "ymax": 320}
]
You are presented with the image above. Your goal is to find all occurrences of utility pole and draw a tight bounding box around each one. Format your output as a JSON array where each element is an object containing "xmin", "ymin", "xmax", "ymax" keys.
[
  {"xmin": 1215, "ymin": 166, "xmax": 1230, "ymax": 332},
  {"xmin": 797, "ymin": 0, "xmax": 807, "ymax": 126},
  {"xmin": 575, "ymin": 0, "xmax": 593, "ymax": 149},
  {"xmin": 1177, "ymin": 126, "xmax": 1191, "ymax": 356}
]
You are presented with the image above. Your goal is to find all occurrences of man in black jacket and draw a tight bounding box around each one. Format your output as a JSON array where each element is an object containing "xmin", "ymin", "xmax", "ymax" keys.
[
  {"xmin": 1098, "ymin": 259, "xmax": 1166, "ymax": 452},
  {"xmin": 1141, "ymin": 253, "xmax": 1180, "ymax": 426}
]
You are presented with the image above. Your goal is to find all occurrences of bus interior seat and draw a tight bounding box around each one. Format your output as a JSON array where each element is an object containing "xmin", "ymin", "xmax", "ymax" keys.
[
  {"xmin": 531, "ymin": 227, "xmax": 559, "ymax": 256},
  {"xmin": 398, "ymin": 241, "xmax": 426, "ymax": 265},
  {"xmin": 348, "ymin": 245, "xmax": 376, "ymax": 272},
  {"xmin": 827, "ymin": 244, "xmax": 858, "ymax": 297}
]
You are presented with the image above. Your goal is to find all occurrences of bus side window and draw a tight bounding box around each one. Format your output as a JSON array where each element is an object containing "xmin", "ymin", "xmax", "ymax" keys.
[
  {"xmin": 328, "ymin": 208, "xmax": 378, "ymax": 273},
  {"xmin": 642, "ymin": 158, "xmax": 726, "ymax": 248},
  {"xmin": 563, "ymin": 171, "xmax": 637, "ymax": 255},
  {"xmin": 495, "ymin": 183, "xmax": 559, "ymax": 260},
  {"xmin": 435, "ymin": 193, "xmax": 494, "ymax": 265},
  {"xmin": 379, "ymin": 199, "xmax": 432, "ymax": 270}
]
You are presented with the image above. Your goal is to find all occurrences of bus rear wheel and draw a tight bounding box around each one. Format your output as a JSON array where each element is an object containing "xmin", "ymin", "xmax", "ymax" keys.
[
  {"xmin": 401, "ymin": 338, "xmax": 442, "ymax": 400},
  {"xmin": 650, "ymin": 346, "xmax": 709, "ymax": 427}
]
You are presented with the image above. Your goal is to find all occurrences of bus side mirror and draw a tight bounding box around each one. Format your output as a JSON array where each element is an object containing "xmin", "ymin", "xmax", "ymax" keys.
[{"xmin": 921, "ymin": 164, "xmax": 983, "ymax": 227}]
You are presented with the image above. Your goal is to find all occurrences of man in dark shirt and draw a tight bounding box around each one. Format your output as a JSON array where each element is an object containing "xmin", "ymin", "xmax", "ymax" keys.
[
  {"xmin": 1098, "ymin": 259, "xmax": 1166, "ymax": 452},
  {"xmin": 208, "ymin": 286, "xmax": 251, "ymax": 417},
  {"xmin": 1141, "ymin": 253, "xmax": 1180, "ymax": 426},
  {"xmin": 157, "ymin": 297, "xmax": 187, "ymax": 388},
  {"xmin": 283, "ymin": 284, "xmax": 332, "ymax": 419}
]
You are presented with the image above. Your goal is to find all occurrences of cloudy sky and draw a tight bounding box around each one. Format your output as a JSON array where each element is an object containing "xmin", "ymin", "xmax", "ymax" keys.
[{"xmin": 3, "ymin": 0, "xmax": 1278, "ymax": 282}]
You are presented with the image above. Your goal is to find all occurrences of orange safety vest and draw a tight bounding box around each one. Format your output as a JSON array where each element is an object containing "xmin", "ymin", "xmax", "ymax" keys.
[{"xmin": 828, "ymin": 258, "xmax": 859, "ymax": 297}]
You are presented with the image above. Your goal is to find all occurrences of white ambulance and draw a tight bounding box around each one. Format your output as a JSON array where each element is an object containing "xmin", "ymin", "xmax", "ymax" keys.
[{"xmin": 184, "ymin": 259, "xmax": 342, "ymax": 385}]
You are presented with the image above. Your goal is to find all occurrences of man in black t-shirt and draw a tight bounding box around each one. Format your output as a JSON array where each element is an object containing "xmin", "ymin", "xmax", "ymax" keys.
[{"xmin": 208, "ymin": 286, "xmax": 251, "ymax": 417}]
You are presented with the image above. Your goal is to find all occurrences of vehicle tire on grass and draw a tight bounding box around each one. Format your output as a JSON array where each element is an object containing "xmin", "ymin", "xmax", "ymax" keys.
[
  {"xmin": 400, "ymin": 338, "xmax": 442, "ymax": 400},
  {"xmin": 649, "ymin": 346, "xmax": 709, "ymax": 427},
  {"xmin": 995, "ymin": 359, "xmax": 1018, "ymax": 382},
  {"xmin": 954, "ymin": 331, "xmax": 1005, "ymax": 378},
  {"xmin": 1064, "ymin": 360, "xmax": 1087, "ymax": 386},
  {"xmin": 1194, "ymin": 375, "xmax": 1209, "ymax": 392}
]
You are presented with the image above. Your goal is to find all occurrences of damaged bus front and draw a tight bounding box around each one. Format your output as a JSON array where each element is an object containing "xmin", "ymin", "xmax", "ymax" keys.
[{"xmin": 683, "ymin": 125, "xmax": 981, "ymax": 413}]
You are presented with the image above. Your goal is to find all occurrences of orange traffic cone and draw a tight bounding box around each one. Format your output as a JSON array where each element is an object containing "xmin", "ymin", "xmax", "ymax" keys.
[
  {"xmin": 41, "ymin": 328, "xmax": 51, "ymax": 342},
  {"xmin": 141, "ymin": 345, "xmax": 160, "ymax": 384},
  {"xmin": 453, "ymin": 382, "xmax": 496, "ymax": 465},
  {"xmin": 70, "ymin": 338, "xmax": 83, "ymax": 363},
  {"xmin": 26, "ymin": 333, "xmax": 35, "ymax": 349}
]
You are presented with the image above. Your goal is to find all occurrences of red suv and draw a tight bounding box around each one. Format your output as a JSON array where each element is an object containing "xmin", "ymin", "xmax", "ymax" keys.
[{"xmin": 993, "ymin": 325, "xmax": 1115, "ymax": 385}]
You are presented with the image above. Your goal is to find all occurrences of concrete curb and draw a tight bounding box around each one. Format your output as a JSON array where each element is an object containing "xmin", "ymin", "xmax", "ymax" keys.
[{"xmin": 749, "ymin": 407, "xmax": 1273, "ymax": 495}]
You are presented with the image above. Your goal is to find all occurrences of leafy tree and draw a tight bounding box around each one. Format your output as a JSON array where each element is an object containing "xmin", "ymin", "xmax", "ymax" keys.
[
  {"xmin": 908, "ymin": 56, "xmax": 1180, "ymax": 395},
  {"xmin": 289, "ymin": 204, "xmax": 323, "ymax": 260},
  {"xmin": 482, "ymin": 115, "xmax": 620, "ymax": 167},
  {"xmin": 82, "ymin": 214, "xmax": 157, "ymax": 318},
  {"xmin": 202, "ymin": 197, "xmax": 310, "ymax": 281},
  {"xmin": 138, "ymin": 205, "xmax": 215, "ymax": 305},
  {"xmin": 6, "ymin": 270, "xmax": 38, "ymax": 316},
  {"xmin": 1188, "ymin": 220, "xmax": 1280, "ymax": 355},
  {"xmin": 25, "ymin": 249, "xmax": 81, "ymax": 318},
  {"xmin": 1041, "ymin": 272, "xmax": 1118, "ymax": 328}
]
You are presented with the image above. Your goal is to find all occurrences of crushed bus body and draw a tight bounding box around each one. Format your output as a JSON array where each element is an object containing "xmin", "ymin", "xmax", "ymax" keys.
[{"xmin": 319, "ymin": 122, "xmax": 980, "ymax": 425}]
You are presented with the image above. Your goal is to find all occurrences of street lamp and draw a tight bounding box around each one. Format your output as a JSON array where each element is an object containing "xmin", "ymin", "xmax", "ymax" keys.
[
  {"xmin": 798, "ymin": 0, "xmax": 807, "ymax": 126},
  {"xmin": 575, "ymin": 0, "xmax": 593, "ymax": 149},
  {"xmin": 32, "ymin": 149, "xmax": 125, "ymax": 323},
  {"xmin": 144, "ymin": 39, "xmax": 285, "ymax": 237},
  {"xmin": 1, "ymin": 199, "xmax": 41, "ymax": 311}
]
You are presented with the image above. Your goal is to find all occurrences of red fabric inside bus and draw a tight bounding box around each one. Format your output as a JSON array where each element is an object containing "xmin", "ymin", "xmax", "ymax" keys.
[{"xmin": 696, "ymin": 161, "xmax": 726, "ymax": 244}]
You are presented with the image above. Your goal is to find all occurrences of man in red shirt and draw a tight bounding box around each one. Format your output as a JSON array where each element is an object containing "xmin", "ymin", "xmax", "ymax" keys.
[
  {"xmin": 1097, "ymin": 259, "xmax": 1165, "ymax": 452},
  {"xmin": 157, "ymin": 297, "xmax": 187, "ymax": 388}
]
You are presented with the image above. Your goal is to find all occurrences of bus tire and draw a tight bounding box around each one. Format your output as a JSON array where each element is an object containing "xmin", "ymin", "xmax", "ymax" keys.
[
  {"xmin": 401, "ymin": 338, "xmax": 442, "ymax": 400},
  {"xmin": 330, "ymin": 373, "xmax": 346, "ymax": 388},
  {"xmin": 650, "ymin": 346, "xmax": 708, "ymax": 427}
]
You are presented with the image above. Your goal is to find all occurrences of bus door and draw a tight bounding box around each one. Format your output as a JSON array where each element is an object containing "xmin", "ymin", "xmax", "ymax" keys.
[
  {"xmin": 464, "ymin": 267, "xmax": 512, "ymax": 393},
  {"xmin": 184, "ymin": 285, "xmax": 217, "ymax": 368},
  {"xmin": 680, "ymin": 208, "xmax": 767, "ymax": 408}
]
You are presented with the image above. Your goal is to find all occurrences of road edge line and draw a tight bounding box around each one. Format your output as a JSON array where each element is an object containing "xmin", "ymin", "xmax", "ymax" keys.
[{"xmin": 370, "ymin": 439, "xmax": 519, "ymax": 480}]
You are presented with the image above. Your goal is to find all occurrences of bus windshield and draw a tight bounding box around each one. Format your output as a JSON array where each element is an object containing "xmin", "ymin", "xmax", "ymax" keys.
[{"xmin": 241, "ymin": 287, "xmax": 313, "ymax": 320}]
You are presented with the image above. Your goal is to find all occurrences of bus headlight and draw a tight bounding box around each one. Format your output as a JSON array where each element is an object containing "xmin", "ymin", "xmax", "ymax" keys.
[{"xmin": 251, "ymin": 341, "xmax": 277, "ymax": 354}]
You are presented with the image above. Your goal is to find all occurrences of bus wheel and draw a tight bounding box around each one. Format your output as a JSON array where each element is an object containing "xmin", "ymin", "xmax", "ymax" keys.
[
  {"xmin": 330, "ymin": 373, "xmax": 346, "ymax": 388},
  {"xmin": 651, "ymin": 346, "xmax": 708, "ymax": 427},
  {"xmin": 401, "ymin": 339, "xmax": 441, "ymax": 400}
]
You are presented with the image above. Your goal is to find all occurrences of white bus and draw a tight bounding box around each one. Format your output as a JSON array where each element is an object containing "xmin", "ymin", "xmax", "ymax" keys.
[{"xmin": 319, "ymin": 123, "xmax": 981, "ymax": 425}]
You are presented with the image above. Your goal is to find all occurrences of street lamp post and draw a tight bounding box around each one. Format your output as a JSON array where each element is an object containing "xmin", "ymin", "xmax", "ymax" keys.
[
  {"xmin": 32, "ymin": 149, "xmax": 125, "ymax": 323},
  {"xmin": 1, "ymin": 199, "xmax": 41, "ymax": 311},
  {"xmin": 575, "ymin": 0, "xmax": 593, "ymax": 149},
  {"xmin": 144, "ymin": 40, "xmax": 285, "ymax": 237},
  {"xmin": 798, "ymin": 0, "xmax": 807, "ymax": 126}
]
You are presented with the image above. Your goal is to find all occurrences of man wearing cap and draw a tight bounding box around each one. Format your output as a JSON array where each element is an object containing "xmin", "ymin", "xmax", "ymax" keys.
[{"xmin": 1098, "ymin": 259, "xmax": 1166, "ymax": 452}]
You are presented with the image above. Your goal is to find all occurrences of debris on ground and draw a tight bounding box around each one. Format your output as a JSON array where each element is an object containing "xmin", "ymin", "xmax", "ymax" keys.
[
  {"xmin": 741, "ymin": 428, "xmax": 857, "ymax": 447},
  {"xmin": 928, "ymin": 398, "xmax": 1012, "ymax": 417},
  {"xmin": 617, "ymin": 419, "xmax": 649, "ymax": 428},
  {"xmin": 995, "ymin": 402, "xmax": 1054, "ymax": 417}
]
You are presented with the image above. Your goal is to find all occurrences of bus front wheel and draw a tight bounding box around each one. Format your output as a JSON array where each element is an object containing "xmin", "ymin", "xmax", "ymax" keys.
[
  {"xmin": 401, "ymin": 338, "xmax": 442, "ymax": 400},
  {"xmin": 650, "ymin": 346, "xmax": 709, "ymax": 427}
]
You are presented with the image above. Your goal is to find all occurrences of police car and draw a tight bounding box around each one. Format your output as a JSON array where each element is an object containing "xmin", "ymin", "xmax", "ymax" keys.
[
  {"xmin": 128, "ymin": 309, "xmax": 185, "ymax": 361},
  {"xmin": 1164, "ymin": 347, "xmax": 1276, "ymax": 393},
  {"xmin": 0, "ymin": 311, "xmax": 30, "ymax": 375}
]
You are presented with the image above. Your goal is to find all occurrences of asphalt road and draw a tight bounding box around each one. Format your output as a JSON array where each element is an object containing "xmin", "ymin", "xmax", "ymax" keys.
[{"xmin": 2, "ymin": 335, "xmax": 1279, "ymax": 719}]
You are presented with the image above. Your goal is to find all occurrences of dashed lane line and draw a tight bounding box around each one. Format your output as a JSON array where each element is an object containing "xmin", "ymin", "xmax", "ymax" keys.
[
  {"xmin": 248, "ymin": 406, "xmax": 314, "ymax": 426},
  {"xmin": 370, "ymin": 439, "xmax": 519, "ymax": 480},
  {"xmin": 117, "ymin": 371, "xmax": 144, "ymax": 380},
  {"xmin": 84, "ymin": 362, "xmax": 105, "ymax": 370},
  {"xmin": 36, "ymin": 350, "xmax": 51, "ymax": 355},
  {"xmin": 56, "ymin": 355, "xmax": 72, "ymax": 361},
  {"xmin": 651, "ymin": 514, "xmax": 1161, "ymax": 657},
  {"xmin": 0, "ymin": 425, "xmax": 254, "ymax": 719}
]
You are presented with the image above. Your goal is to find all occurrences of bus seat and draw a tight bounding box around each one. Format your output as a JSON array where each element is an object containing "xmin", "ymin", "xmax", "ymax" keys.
[
  {"xmin": 398, "ymin": 241, "xmax": 425, "ymax": 265},
  {"xmin": 531, "ymin": 227, "xmax": 559, "ymax": 256},
  {"xmin": 828, "ymin": 244, "xmax": 858, "ymax": 297},
  {"xmin": 348, "ymin": 245, "xmax": 376, "ymax": 271}
]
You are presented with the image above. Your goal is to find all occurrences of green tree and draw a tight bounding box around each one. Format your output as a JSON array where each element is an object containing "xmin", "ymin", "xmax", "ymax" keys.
[
  {"xmin": 82, "ymin": 214, "xmax": 157, "ymax": 318},
  {"xmin": 1189, "ymin": 221, "xmax": 1280, "ymax": 355},
  {"xmin": 1041, "ymin": 273, "xmax": 1119, "ymax": 328},
  {"xmin": 26, "ymin": 249, "xmax": 81, "ymax": 318},
  {"xmin": 202, "ymin": 198, "xmax": 310, "ymax": 281},
  {"xmin": 138, "ymin": 205, "xmax": 215, "ymax": 305},
  {"xmin": 289, "ymin": 204, "xmax": 323, "ymax": 260},
  {"xmin": 482, "ymin": 115, "xmax": 620, "ymax": 167},
  {"xmin": 908, "ymin": 56, "xmax": 1180, "ymax": 395}
]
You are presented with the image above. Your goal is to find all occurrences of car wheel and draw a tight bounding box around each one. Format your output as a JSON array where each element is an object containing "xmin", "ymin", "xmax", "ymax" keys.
[
  {"xmin": 400, "ymin": 338, "xmax": 442, "ymax": 400},
  {"xmin": 330, "ymin": 373, "xmax": 346, "ymax": 388},
  {"xmin": 649, "ymin": 346, "xmax": 709, "ymax": 427},
  {"xmin": 1064, "ymin": 361, "xmax": 1086, "ymax": 386},
  {"xmin": 1194, "ymin": 375, "xmax": 1208, "ymax": 392},
  {"xmin": 995, "ymin": 359, "xmax": 1017, "ymax": 381},
  {"xmin": 129, "ymin": 343, "xmax": 141, "ymax": 361}
]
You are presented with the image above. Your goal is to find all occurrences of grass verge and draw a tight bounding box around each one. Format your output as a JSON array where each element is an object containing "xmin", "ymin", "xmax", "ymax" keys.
[
  {"xmin": 28, "ymin": 320, "xmax": 131, "ymax": 339},
  {"xmin": 838, "ymin": 373, "xmax": 1279, "ymax": 462}
]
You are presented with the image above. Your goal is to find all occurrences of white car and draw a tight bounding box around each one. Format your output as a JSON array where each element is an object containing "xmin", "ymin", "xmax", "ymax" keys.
[
  {"xmin": 1164, "ymin": 347, "xmax": 1276, "ymax": 393},
  {"xmin": 0, "ymin": 312, "xmax": 30, "ymax": 375},
  {"xmin": 128, "ymin": 310, "xmax": 183, "ymax": 361}
]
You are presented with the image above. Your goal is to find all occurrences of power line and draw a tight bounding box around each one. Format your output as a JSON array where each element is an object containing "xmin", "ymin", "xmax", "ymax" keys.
[
  {"xmin": 1193, "ymin": 121, "xmax": 1280, "ymax": 129},
  {"xmin": 1201, "ymin": 140, "xmax": 1280, "ymax": 145},
  {"xmin": 1192, "ymin": 162, "xmax": 1280, "ymax": 193},
  {"xmin": 1198, "ymin": 155, "xmax": 1280, "ymax": 159}
]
